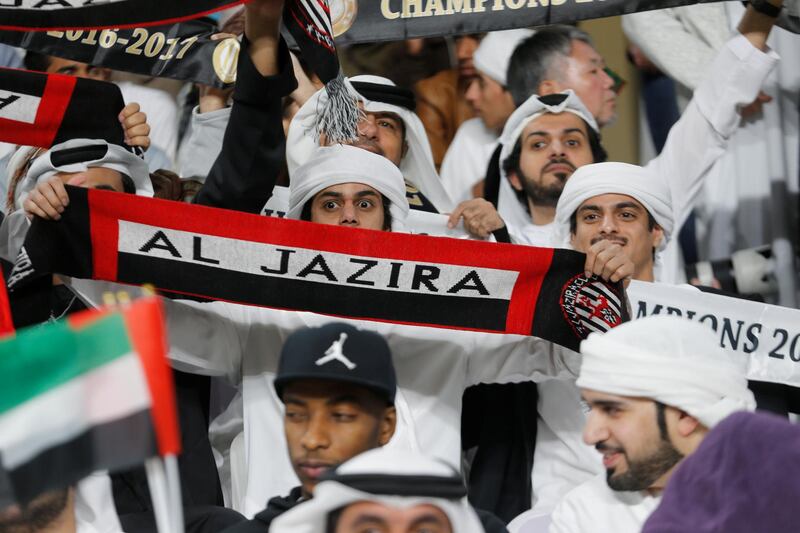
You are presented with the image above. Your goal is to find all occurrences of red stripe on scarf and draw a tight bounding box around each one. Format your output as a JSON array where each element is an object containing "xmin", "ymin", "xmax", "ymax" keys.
[
  {"xmin": 87, "ymin": 189, "xmax": 555, "ymax": 335},
  {"xmin": 0, "ymin": 73, "xmax": 75, "ymax": 148}
]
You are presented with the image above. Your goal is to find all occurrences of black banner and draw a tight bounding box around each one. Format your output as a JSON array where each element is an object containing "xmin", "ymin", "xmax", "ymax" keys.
[
  {"xmin": 329, "ymin": 0, "xmax": 772, "ymax": 44},
  {"xmin": 0, "ymin": 21, "xmax": 238, "ymax": 88},
  {"xmin": 0, "ymin": 1, "xmax": 245, "ymax": 32}
]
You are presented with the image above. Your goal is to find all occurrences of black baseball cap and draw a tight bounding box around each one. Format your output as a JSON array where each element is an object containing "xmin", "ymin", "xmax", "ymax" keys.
[{"xmin": 274, "ymin": 323, "xmax": 397, "ymax": 404}]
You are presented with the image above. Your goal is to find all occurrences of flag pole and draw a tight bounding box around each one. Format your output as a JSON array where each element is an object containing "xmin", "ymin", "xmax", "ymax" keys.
[
  {"xmin": 145, "ymin": 457, "xmax": 173, "ymax": 533},
  {"xmin": 164, "ymin": 454, "xmax": 184, "ymax": 532}
]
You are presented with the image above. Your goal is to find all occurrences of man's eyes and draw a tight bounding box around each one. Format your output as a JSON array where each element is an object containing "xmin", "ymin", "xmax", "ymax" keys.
[{"xmin": 357, "ymin": 200, "xmax": 374, "ymax": 209}]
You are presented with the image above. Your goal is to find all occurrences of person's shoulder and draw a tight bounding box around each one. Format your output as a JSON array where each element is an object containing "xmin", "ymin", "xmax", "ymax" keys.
[{"xmin": 452, "ymin": 117, "xmax": 496, "ymax": 144}]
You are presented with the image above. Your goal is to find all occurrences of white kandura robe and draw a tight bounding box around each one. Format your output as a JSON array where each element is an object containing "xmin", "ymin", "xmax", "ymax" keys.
[
  {"xmin": 499, "ymin": 32, "xmax": 779, "ymax": 516},
  {"xmin": 624, "ymin": 3, "xmax": 800, "ymax": 263},
  {"xmin": 549, "ymin": 474, "xmax": 661, "ymax": 533},
  {"xmin": 66, "ymin": 278, "xmax": 579, "ymax": 518},
  {"xmin": 439, "ymin": 117, "xmax": 498, "ymax": 205}
]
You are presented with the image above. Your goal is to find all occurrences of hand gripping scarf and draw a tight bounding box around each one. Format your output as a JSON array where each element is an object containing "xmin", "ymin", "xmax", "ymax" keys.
[
  {"xmin": 7, "ymin": 186, "xmax": 630, "ymax": 351},
  {"xmin": 270, "ymin": 449, "xmax": 486, "ymax": 533},
  {"xmin": 577, "ymin": 315, "xmax": 755, "ymax": 429}
]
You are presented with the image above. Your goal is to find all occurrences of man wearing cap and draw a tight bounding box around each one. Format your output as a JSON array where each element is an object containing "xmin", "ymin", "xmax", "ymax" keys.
[
  {"xmin": 221, "ymin": 322, "xmax": 397, "ymax": 531},
  {"xmin": 549, "ymin": 315, "xmax": 755, "ymax": 533},
  {"xmin": 268, "ymin": 449, "xmax": 487, "ymax": 533},
  {"xmin": 439, "ymin": 29, "xmax": 533, "ymax": 205}
]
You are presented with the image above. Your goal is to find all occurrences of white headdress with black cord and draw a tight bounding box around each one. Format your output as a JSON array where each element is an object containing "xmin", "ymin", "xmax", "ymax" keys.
[
  {"xmin": 286, "ymin": 75, "xmax": 454, "ymax": 213},
  {"xmin": 14, "ymin": 139, "xmax": 152, "ymax": 211},
  {"xmin": 270, "ymin": 448, "xmax": 486, "ymax": 533},
  {"xmin": 495, "ymin": 90, "xmax": 599, "ymax": 230}
]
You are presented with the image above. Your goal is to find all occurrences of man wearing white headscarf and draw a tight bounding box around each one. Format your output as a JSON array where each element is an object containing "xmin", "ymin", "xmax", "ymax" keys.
[
  {"xmin": 549, "ymin": 315, "xmax": 755, "ymax": 533},
  {"xmin": 270, "ymin": 449, "xmax": 486, "ymax": 533},
  {"xmin": 493, "ymin": 3, "xmax": 782, "ymax": 285},
  {"xmin": 286, "ymin": 75, "xmax": 454, "ymax": 214},
  {"xmin": 439, "ymin": 29, "xmax": 533, "ymax": 205},
  {"xmin": 554, "ymin": 161, "xmax": 673, "ymax": 283},
  {"xmin": 287, "ymin": 144, "xmax": 409, "ymax": 232}
]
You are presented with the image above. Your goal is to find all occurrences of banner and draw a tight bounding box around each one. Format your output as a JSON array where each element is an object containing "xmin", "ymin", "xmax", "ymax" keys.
[
  {"xmin": 330, "ymin": 0, "xmax": 733, "ymax": 44},
  {"xmin": 0, "ymin": 1, "xmax": 245, "ymax": 32},
  {"xmin": 0, "ymin": 21, "xmax": 239, "ymax": 88},
  {"xmin": 0, "ymin": 67, "xmax": 127, "ymax": 148},
  {"xmin": 8, "ymin": 186, "xmax": 629, "ymax": 352},
  {"xmin": 628, "ymin": 280, "xmax": 800, "ymax": 388}
]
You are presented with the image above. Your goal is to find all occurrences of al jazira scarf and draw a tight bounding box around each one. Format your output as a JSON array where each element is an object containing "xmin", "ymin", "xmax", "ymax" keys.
[{"xmin": 7, "ymin": 187, "xmax": 629, "ymax": 351}]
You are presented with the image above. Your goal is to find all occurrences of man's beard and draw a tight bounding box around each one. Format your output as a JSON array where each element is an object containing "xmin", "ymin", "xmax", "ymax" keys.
[
  {"xmin": 602, "ymin": 440, "xmax": 684, "ymax": 492},
  {"xmin": 519, "ymin": 160, "xmax": 573, "ymax": 208}
]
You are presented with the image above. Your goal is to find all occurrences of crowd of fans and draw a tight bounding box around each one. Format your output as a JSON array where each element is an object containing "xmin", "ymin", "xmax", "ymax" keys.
[{"xmin": 1, "ymin": 0, "xmax": 799, "ymax": 532}]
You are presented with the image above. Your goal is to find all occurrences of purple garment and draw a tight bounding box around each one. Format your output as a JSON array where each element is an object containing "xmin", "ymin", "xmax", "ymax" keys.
[{"xmin": 643, "ymin": 411, "xmax": 800, "ymax": 533}]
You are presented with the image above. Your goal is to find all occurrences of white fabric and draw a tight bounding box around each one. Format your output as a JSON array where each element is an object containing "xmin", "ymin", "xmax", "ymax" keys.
[
  {"xmin": 286, "ymin": 75, "xmax": 454, "ymax": 213},
  {"xmin": 498, "ymin": 33, "xmax": 779, "ymax": 284},
  {"xmin": 15, "ymin": 139, "xmax": 153, "ymax": 211},
  {"xmin": 624, "ymin": 4, "xmax": 800, "ymax": 266},
  {"xmin": 177, "ymin": 106, "xmax": 230, "ymax": 181},
  {"xmin": 439, "ymin": 118, "xmax": 498, "ymax": 205},
  {"xmin": 549, "ymin": 474, "xmax": 660, "ymax": 533},
  {"xmin": 62, "ymin": 275, "xmax": 579, "ymax": 518},
  {"xmin": 287, "ymin": 144, "xmax": 409, "ymax": 230},
  {"xmin": 472, "ymin": 29, "xmax": 535, "ymax": 86},
  {"xmin": 117, "ymin": 81, "xmax": 178, "ymax": 167},
  {"xmin": 271, "ymin": 449, "xmax": 484, "ymax": 533},
  {"xmin": 75, "ymin": 473, "xmax": 125, "ymax": 533},
  {"xmin": 577, "ymin": 315, "xmax": 756, "ymax": 429},
  {"xmin": 553, "ymin": 162, "xmax": 674, "ymax": 251}
]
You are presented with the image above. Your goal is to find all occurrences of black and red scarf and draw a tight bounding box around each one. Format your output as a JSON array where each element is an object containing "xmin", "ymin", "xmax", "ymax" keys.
[{"xmin": 8, "ymin": 187, "xmax": 629, "ymax": 351}]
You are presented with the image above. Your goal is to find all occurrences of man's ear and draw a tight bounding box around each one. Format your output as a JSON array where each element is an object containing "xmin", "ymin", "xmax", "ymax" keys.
[
  {"xmin": 651, "ymin": 225, "xmax": 665, "ymax": 250},
  {"xmin": 676, "ymin": 411, "xmax": 702, "ymax": 438},
  {"xmin": 507, "ymin": 170, "xmax": 523, "ymax": 192},
  {"xmin": 379, "ymin": 406, "xmax": 397, "ymax": 445},
  {"xmin": 538, "ymin": 79, "xmax": 561, "ymax": 96},
  {"xmin": 401, "ymin": 140, "xmax": 409, "ymax": 160}
]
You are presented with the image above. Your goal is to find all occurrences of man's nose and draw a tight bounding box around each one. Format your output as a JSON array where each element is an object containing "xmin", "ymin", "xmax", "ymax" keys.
[
  {"xmin": 583, "ymin": 412, "xmax": 610, "ymax": 445},
  {"xmin": 339, "ymin": 202, "xmax": 359, "ymax": 226},
  {"xmin": 599, "ymin": 213, "xmax": 618, "ymax": 233},
  {"xmin": 300, "ymin": 416, "xmax": 331, "ymax": 451},
  {"xmin": 357, "ymin": 114, "xmax": 378, "ymax": 139},
  {"xmin": 465, "ymin": 79, "xmax": 480, "ymax": 103}
]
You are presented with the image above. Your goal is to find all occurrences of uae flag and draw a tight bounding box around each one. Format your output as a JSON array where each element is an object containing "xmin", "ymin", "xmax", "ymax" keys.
[
  {"xmin": 0, "ymin": 67, "xmax": 126, "ymax": 149},
  {"xmin": 0, "ymin": 298, "xmax": 180, "ymax": 504},
  {"xmin": 9, "ymin": 187, "xmax": 628, "ymax": 351}
]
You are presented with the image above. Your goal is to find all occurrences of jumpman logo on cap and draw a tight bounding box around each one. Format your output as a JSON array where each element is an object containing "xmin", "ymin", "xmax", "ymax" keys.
[{"xmin": 315, "ymin": 333, "xmax": 357, "ymax": 370}]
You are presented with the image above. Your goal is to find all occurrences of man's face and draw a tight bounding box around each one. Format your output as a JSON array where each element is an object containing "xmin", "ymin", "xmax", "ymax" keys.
[
  {"xmin": 56, "ymin": 167, "xmax": 126, "ymax": 192},
  {"xmin": 45, "ymin": 57, "xmax": 111, "ymax": 81},
  {"xmin": 570, "ymin": 194, "xmax": 663, "ymax": 280},
  {"xmin": 509, "ymin": 113, "xmax": 594, "ymax": 208},
  {"xmin": 334, "ymin": 502, "xmax": 452, "ymax": 533},
  {"xmin": 543, "ymin": 40, "xmax": 616, "ymax": 127},
  {"xmin": 465, "ymin": 71, "xmax": 516, "ymax": 132},
  {"xmin": 581, "ymin": 390, "xmax": 684, "ymax": 492},
  {"xmin": 283, "ymin": 380, "xmax": 395, "ymax": 497},
  {"xmin": 322, "ymin": 107, "xmax": 407, "ymax": 168},
  {"xmin": 455, "ymin": 35, "xmax": 480, "ymax": 82},
  {"xmin": 309, "ymin": 183, "xmax": 386, "ymax": 230}
]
